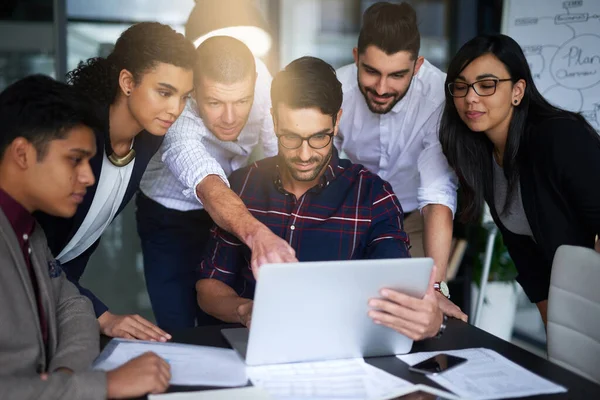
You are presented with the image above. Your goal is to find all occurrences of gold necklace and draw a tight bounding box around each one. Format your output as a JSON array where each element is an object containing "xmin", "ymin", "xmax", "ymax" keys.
[
  {"xmin": 108, "ymin": 148, "xmax": 136, "ymax": 167},
  {"xmin": 107, "ymin": 136, "xmax": 136, "ymax": 167}
]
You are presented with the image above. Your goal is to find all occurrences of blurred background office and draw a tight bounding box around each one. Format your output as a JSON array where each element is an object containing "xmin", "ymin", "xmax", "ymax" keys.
[{"xmin": 1, "ymin": 0, "xmax": 548, "ymax": 355}]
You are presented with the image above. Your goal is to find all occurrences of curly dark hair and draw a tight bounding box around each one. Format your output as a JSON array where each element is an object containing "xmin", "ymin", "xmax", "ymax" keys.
[{"xmin": 67, "ymin": 22, "xmax": 196, "ymax": 105}]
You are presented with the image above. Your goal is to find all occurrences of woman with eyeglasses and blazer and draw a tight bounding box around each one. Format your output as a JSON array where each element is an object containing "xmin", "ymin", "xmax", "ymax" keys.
[{"xmin": 439, "ymin": 33, "xmax": 600, "ymax": 325}]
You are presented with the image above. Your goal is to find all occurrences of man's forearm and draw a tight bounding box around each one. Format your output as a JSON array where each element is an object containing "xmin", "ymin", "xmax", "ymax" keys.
[
  {"xmin": 196, "ymin": 279, "xmax": 251, "ymax": 323},
  {"xmin": 422, "ymin": 204, "xmax": 453, "ymax": 281},
  {"xmin": 196, "ymin": 175, "xmax": 265, "ymax": 246}
]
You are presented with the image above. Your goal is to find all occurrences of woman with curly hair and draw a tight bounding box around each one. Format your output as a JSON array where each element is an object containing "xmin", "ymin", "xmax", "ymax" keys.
[
  {"xmin": 36, "ymin": 21, "xmax": 196, "ymax": 341},
  {"xmin": 439, "ymin": 33, "xmax": 600, "ymax": 325}
]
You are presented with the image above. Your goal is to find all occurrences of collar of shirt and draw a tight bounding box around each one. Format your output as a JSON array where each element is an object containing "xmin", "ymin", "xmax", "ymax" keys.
[
  {"xmin": 273, "ymin": 148, "xmax": 342, "ymax": 195},
  {"xmin": 0, "ymin": 188, "xmax": 36, "ymax": 244}
]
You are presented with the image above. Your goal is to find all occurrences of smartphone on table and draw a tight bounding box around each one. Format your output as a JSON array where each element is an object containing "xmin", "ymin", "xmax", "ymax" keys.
[{"xmin": 408, "ymin": 353, "xmax": 467, "ymax": 375}]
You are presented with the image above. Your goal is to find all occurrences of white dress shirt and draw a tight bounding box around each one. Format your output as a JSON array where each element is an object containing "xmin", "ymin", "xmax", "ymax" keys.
[
  {"xmin": 140, "ymin": 59, "xmax": 278, "ymax": 211},
  {"xmin": 335, "ymin": 60, "xmax": 458, "ymax": 215},
  {"xmin": 58, "ymin": 151, "xmax": 135, "ymax": 263}
]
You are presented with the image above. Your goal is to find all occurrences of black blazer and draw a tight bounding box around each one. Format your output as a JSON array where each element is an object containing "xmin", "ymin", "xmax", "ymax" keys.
[
  {"xmin": 487, "ymin": 117, "xmax": 600, "ymax": 303},
  {"xmin": 35, "ymin": 106, "xmax": 163, "ymax": 316}
]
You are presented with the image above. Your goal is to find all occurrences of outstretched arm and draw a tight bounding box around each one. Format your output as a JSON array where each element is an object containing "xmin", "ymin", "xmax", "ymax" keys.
[{"xmin": 197, "ymin": 175, "xmax": 297, "ymax": 277}]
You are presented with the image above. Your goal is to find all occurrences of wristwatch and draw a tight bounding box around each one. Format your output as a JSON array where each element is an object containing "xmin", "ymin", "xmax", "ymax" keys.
[
  {"xmin": 434, "ymin": 281, "xmax": 450, "ymax": 299},
  {"xmin": 434, "ymin": 314, "xmax": 448, "ymax": 339}
]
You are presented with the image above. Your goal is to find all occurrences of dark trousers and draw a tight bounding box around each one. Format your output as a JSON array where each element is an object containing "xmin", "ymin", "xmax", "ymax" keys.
[{"xmin": 135, "ymin": 191, "xmax": 222, "ymax": 331}]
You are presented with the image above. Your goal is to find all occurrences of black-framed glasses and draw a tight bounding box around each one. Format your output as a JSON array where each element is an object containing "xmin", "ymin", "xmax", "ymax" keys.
[
  {"xmin": 277, "ymin": 132, "xmax": 334, "ymax": 149},
  {"xmin": 447, "ymin": 78, "xmax": 513, "ymax": 98}
]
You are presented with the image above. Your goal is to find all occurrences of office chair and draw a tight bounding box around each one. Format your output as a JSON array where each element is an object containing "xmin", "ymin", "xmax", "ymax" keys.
[{"xmin": 547, "ymin": 245, "xmax": 600, "ymax": 384}]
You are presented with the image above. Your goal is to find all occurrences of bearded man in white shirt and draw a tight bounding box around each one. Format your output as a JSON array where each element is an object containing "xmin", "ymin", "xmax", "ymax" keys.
[
  {"xmin": 137, "ymin": 36, "xmax": 297, "ymax": 331},
  {"xmin": 335, "ymin": 2, "xmax": 466, "ymax": 321}
]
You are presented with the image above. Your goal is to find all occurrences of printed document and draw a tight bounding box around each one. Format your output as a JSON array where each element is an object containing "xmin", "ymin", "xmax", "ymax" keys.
[
  {"xmin": 398, "ymin": 348, "xmax": 566, "ymax": 399},
  {"xmin": 93, "ymin": 339, "xmax": 248, "ymax": 387},
  {"xmin": 246, "ymin": 358, "xmax": 412, "ymax": 399}
]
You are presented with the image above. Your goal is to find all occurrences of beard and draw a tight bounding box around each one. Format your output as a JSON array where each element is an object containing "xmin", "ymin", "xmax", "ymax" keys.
[
  {"xmin": 358, "ymin": 75, "xmax": 413, "ymax": 115},
  {"xmin": 281, "ymin": 146, "xmax": 333, "ymax": 183}
]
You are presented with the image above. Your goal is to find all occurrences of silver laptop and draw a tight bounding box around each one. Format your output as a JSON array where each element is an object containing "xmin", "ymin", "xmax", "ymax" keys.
[{"xmin": 222, "ymin": 257, "xmax": 433, "ymax": 366}]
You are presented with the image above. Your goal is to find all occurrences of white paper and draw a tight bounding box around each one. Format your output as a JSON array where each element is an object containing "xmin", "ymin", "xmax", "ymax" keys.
[
  {"xmin": 246, "ymin": 358, "xmax": 412, "ymax": 399},
  {"xmin": 93, "ymin": 339, "xmax": 248, "ymax": 387},
  {"xmin": 397, "ymin": 348, "xmax": 567, "ymax": 400},
  {"xmin": 148, "ymin": 387, "xmax": 272, "ymax": 400},
  {"xmin": 381, "ymin": 384, "xmax": 460, "ymax": 400}
]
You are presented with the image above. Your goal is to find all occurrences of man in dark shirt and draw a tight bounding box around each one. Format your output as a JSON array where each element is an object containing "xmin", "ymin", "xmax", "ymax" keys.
[
  {"xmin": 0, "ymin": 75, "xmax": 170, "ymax": 399},
  {"xmin": 196, "ymin": 57, "xmax": 445, "ymax": 341}
]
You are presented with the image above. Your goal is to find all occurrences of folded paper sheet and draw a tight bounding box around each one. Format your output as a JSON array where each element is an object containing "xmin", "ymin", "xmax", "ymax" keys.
[{"xmin": 93, "ymin": 339, "xmax": 248, "ymax": 387}]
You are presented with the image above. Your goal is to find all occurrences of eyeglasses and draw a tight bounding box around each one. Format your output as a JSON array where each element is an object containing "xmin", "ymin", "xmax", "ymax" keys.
[
  {"xmin": 447, "ymin": 78, "xmax": 513, "ymax": 98},
  {"xmin": 277, "ymin": 132, "xmax": 334, "ymax": 149}
]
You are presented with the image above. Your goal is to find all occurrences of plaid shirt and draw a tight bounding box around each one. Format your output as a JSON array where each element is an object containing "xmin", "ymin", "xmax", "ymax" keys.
[{"xmin": 199, "ymin": 150, "xmax": 410, "ymax": 298}]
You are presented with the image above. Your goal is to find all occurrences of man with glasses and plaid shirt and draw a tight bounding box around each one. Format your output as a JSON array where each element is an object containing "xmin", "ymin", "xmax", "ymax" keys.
[
  {"xmin": 334, "ymin": 2, "xmax": 466, "ymax": 321},
  {"xmin": 195, "ymin": 56, "xmax": 448, "ymax": 342}
]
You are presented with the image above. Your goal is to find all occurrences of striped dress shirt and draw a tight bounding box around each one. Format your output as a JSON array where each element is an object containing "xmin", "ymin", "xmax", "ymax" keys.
[
  {"xmin": 198, "ymin": 150, "xmax": 410, "ymax": 299},
  {"xmin": 140, "ymin": 58, "xmax": 278, "ymax": 211}
]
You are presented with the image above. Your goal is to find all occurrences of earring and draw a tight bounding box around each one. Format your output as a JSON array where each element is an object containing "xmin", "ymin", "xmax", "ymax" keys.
[
  {"xmin": 513, "ymin": 99, "xmax": 518, "ymax": 105},
  {"xmin": 126, "ymin": 90, "xmax": 131, "ymax": 96}
]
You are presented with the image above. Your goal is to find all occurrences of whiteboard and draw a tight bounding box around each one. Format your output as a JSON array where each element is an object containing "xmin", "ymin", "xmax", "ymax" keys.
[{"xmin": 502, "ymin": 0, "xmax": 600, "ymax": 131}]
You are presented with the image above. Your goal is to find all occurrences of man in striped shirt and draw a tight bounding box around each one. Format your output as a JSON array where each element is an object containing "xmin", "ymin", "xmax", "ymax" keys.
[
  {"xmin": 196, "ymin": 57, "xmax": 446, "ymax": 341},
  {"xmin": 137, "ymin": 37, "xmax": 297, "ymax": 330}
]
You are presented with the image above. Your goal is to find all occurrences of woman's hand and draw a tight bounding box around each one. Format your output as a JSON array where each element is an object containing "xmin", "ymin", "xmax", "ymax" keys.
[{"xmin": 98, "ymin": 311, "xmax": 171, "ymax": 342}]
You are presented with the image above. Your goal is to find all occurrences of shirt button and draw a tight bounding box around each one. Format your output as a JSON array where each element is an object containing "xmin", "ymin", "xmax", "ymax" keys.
[
  {"xmin": 28, "ymin": 247, "xmax": 32, "ymax": 255},
  {"xmin": 23, "ymin": 233, "xmax": 29, "ymax": 241},
  {"xmin": 290, "ymin": 225, "xmax": 295, "ymax": 231}
]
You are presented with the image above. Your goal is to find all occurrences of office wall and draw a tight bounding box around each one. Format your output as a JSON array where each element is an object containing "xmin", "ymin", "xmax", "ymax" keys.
[
  {"xmin": 278, "ymin": 0, "xmax": 451, "ymax": 70},
  {"xmin": 0, "ymin": 0, "xmax": 56, "ymax": 90}
]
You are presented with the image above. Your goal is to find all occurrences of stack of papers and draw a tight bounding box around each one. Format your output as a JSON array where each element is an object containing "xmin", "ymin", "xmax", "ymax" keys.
[
  {"xmin": 96, "ymin": 341, "xmax": 567, "ymax": 399},
  {"xmin": 247, "ymin": 358, "xmax": 412, "ymax": 399},
  {"xmin": 93, "ymin": 339, "xmax": 248, "ymax": 387},
  {"xmin": 398, "ymin": 348, "xmax": 567, "ymax": 400}
]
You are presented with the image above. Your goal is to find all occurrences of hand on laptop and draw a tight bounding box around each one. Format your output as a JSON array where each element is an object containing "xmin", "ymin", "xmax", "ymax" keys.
[
  {"xmin": 236, "ymin": 300, "xmax": 254, "ymax": 327},
  {"xmin": 98, "ymin": 311, "xmax": 171, "ymax": 342},
  {"xmin": 248, "ymin": 225, "xmax": 298, "ymax": 278},
  {"xmin": 367, "ymin": 265, "xmax": 444, "ymax": 341}
]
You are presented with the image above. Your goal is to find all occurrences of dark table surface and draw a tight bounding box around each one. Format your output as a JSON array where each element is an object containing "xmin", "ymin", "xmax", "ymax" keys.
[{"xmin": 121, "ymin": 319, "xmax": 600, "ymax": 399}]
